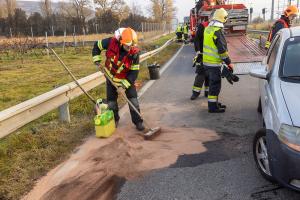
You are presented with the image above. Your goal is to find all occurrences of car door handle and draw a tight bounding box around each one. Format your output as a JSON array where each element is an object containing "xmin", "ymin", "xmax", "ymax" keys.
[{"xmin": 264, "ymin": 96, "xmax": 268, "ymax": 103}]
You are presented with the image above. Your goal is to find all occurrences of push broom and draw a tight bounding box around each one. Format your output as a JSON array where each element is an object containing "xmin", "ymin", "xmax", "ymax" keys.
[{"xmin": 47, "ymin": 47, "xmax": 161, "ymax": 140}]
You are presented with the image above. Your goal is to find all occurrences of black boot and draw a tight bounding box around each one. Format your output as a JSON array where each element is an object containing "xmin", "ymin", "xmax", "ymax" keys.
[
  {"xmin": 115, "ymin": 120, "xmax": 119, "ymax": 128},
  {"xmin": 208, "ymin": 102, "xmax": 225, "ymax": 113},
  {"xmin": 136, "ymin": 121, "xmax": 145, "ymax": 131},
  {"xmin": 190, "ymin": 91, "xmax": 200, "ymax": 100},
  {"xmin": 218, "ymin": 102, "xmax": 227, "ymax": 109},
  {"xmin": 204, "ymin": 91, "xmax": 209, "ymax": 98}
]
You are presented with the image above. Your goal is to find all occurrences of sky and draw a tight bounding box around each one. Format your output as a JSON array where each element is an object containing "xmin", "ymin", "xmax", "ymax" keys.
[
  {"xmin": 22, "ymin": 0, "xmax": 299, "ymax": 21},
  {"xmin": 173, "ymin": 0, "xmax": 300, "ymax": 22},
  {"xmin": 127, "ymin": 0, "xmax": 299, "ymax": 22}
]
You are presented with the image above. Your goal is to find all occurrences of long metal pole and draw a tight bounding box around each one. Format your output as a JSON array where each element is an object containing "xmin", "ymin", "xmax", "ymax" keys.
[{"xmin": 271, "ymin": 0, "xmax": 275, "ymax": 21}]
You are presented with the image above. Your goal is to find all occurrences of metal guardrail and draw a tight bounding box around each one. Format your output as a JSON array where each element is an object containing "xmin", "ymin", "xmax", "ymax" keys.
[
  {"xmin": 0, "ymin": 37, "xmax": 175, "ymax": 139},
  {"xmin": 247, "ymin": 29, "xmax": 269, "ymax": 35}
]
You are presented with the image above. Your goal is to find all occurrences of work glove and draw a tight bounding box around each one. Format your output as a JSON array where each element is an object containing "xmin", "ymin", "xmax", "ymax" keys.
[
  {"xmin": 228, "ymin": 63, "xmax": 234, "ymax": 73},
  {"xmin": 265, "ymin": 41, "xmax": 271, "ymax": 49},
  {"xmin": 221, "ymin": 65, "xmax": 239, "ymax": 85},
  {"xmin": 94, "ymin": 61, "xmax": 101, "ymax": 68},
  {"xmin": 193, "ymin": 51, "xmax": 202, "ymax": 68},
  {"xmin": 113, "ymin": 78, "xmax": 131, "ymax": 89}
]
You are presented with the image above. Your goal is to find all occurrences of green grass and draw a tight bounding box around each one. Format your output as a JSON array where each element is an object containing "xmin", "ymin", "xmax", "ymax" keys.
[{"xmin": 0, "ymin": 33, "xmax": 180, "ymax": 200}]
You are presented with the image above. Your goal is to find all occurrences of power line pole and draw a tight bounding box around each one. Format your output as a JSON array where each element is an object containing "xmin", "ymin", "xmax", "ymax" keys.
[
  {"xmin": 262, "ymin": 8, "xmax": 266, "ymax": 21},
  {"xmin": 271, "ymin": 0, "xmax": 275, "ymax": 21}
]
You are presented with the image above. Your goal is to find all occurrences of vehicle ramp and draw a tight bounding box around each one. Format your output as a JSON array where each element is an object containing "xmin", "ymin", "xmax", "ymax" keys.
[{"xmin": 227, "ymin": 35, "xmax": 267, "ymax": 75}]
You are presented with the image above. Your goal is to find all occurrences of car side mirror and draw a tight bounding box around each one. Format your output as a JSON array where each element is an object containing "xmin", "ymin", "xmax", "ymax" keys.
[{"xmin": 250, "ymin": 68, "xmax": 269, "ymax": 80}]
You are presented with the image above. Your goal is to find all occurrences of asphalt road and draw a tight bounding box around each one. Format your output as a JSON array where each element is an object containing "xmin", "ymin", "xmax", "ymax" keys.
[{"xmin": 116, "ymin": 44, "xmax": 300, "ymax": 200}]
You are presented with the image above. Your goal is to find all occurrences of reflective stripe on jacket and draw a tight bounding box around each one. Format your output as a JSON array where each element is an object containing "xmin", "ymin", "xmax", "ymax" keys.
[
  {"xmin": 104, "ymin": 37, "xmax": 140, "ymax": 79},
  {"xmin": 203, "ymin": 26, "xmax": 223, "ymax": 67}
]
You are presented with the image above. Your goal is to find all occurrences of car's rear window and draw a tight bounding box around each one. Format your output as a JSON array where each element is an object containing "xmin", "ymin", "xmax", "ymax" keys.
[{"xmin": 282, "ymin": 38, "xmax": 300, "ymax": 77}]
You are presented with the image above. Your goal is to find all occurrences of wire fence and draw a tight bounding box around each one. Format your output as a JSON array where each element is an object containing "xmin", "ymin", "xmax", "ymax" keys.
[{"xmin": 0, "ymin": 22, "xmax": 177, "ymax": 62}]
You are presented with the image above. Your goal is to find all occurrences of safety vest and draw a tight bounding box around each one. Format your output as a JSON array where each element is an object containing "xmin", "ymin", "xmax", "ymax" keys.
[
  {"xmin": 266, "ymin": 18, "xmax": 289, "ymax": 49},
  {"xmin": 203, "ymin": 26, "xmax": 223, "ymax": 67},
  {"xmin": 176, "ymin": 26, "xmax": 182, "ymax": 33},
  {"xmin": 183, "ymin": 25, "xmax": 189, "ymax": 34},
  {"xmin": 105, "ymin": 37, "xmax": 139, "ymax": 79}
]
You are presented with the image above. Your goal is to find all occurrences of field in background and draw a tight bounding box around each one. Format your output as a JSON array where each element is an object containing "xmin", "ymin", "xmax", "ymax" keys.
[
  {"xmin": 0, "ymin": 33, "xmax": 173, "ymax": 110},
  {"xmin": 0, "ymin": 30, "xmax": 169, "ymax": 46},
  {"xmin": 0, "ymin": 33, "xmax": 181, "ymax": 200},
  {"xmin": 248, "ymin": 22, "xmax": 271, "ymax": 31}
]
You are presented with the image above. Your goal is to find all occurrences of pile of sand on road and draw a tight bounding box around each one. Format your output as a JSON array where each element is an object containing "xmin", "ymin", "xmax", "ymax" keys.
[
  {"xmin": 39, "ymin": 137, "xmax": 146, "ymax": 200},
  {"xmin": 24, "ymin": 126, "xmax": 219, "ymax": 200}
]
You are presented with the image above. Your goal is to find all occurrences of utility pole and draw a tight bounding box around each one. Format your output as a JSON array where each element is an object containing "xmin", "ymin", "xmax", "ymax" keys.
[
  {"xmin": 250, "ymin": 7, "xmax": 253, "ymax": 23},
  {"xmin": 262, "ymin": 8, "xmax": 266, "ymax": 21},
  {"xmin": 271, "ymin": 0, "xmax": 274, "ymax": 21}
]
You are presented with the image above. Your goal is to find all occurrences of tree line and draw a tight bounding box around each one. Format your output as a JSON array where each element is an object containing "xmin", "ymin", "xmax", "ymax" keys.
[{"xmin": 0, "ymin": 0, "xmax": 176, "ymax": 37}]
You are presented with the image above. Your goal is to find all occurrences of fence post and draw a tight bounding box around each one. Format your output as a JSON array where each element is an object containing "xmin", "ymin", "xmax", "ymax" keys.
[
  {"xmin": 45, "ymin": 31, "xmax": 49, "ymax": 56},
  {"xmin": 83, "ymin": 28, "xmax": 86, "ymax": 46},
  {"xmin": 95, "ymin": 24, "xmax": 98, "ymax": 34},
  {"xmin": 51, "ymin": 26, "xmax": 54, "ymax": 37},
  {"xmin": 58, "ymin": 102, "xmax": 71, "ymax": 123},
  {"xmin": 31, "ymin": 26, "xmax": 33, "ymax": 38},
  {"xmin": 63, "ymin": 30, "xmax": 66, "ymax": 53},
  {"xmin": 9, "ymin": 28, "xmax": 12, "ymax": 38}
]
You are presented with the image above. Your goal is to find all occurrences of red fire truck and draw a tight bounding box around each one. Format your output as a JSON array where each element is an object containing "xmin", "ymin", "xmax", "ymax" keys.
[{"xmin": 190, "ymin": 0, "xmax": 249, "ymax": 39}]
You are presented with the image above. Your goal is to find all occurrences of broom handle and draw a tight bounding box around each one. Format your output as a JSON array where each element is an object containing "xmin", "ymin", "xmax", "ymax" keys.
[
  {"xmin": 98, "ymin": 66, "xmax": 152, "ymax": 129},
  {"xmin": 48, "ymin": 47, "xmax": 97, "ymax": 105}
]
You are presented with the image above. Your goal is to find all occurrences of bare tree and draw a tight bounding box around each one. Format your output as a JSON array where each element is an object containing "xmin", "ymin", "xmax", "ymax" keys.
[
  {"xmin": 0, "ymin": 0, "xmax": 7, "ymax": 18},
  {"xmin": 129, "ymin": 1, "xmax": 143, "ymax": 16},
  {"xmin": 72, "ymin": 0, "xmax": 93, "ymax": 32},
  {"xmin": 94, "ymin": 0, "xmax": 127, "ymax": 14},
  {"xmin": 40, "ymin": 0, "xmax": 52, "ymax": 18},
  {"xmin": 3, "ymin": 0, "xmax": 16, "ymax": 29},
  {"xmin": 149, "ymin": 0, "xmax": 176, "ymax": 24},
  {"xmin": 4, "ymin": 0, "xmax": 16, "ymax": 17}
]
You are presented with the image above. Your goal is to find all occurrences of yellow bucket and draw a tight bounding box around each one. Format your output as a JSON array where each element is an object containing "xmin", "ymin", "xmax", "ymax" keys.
[{"xmin": 94, "ymin": 110, "xmax": 116, "ymax": 138}]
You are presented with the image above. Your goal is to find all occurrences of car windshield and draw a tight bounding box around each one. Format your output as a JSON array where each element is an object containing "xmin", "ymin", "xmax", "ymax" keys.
[{"xmin": 281, "ymin": 38, "xmax": 300, "ymax": 79}]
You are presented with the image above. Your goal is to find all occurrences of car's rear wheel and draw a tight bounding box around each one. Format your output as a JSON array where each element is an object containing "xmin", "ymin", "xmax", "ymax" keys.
[{"xmin": 253, "ymin": 129, "xmax": 276, "ymax": 182}]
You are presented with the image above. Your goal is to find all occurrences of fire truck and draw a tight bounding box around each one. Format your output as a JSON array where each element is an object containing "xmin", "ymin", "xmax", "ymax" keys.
[{"xmin": 190, "ymin": 0, "xmax": 249, "ymax": 39}]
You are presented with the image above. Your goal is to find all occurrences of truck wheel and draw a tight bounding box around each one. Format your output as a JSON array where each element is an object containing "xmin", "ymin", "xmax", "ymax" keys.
[{"xmin": 253, "ymin": 129, "xmax": 276, "ymax": 183}]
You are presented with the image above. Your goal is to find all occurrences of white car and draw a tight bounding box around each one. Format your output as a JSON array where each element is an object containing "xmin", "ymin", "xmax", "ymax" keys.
[{"xmin": 250, "ymin": 27, "xmax": 300, "ymax": 191}]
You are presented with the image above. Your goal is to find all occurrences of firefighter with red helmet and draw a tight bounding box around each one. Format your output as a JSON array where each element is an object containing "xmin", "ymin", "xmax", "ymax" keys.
[
  {"xmin": 265, "ymin": 5, "xmax": 299, "ymax": 49},
  {"xmin": 92, "ymin": 27, "xmax": 145, "ymax": 131}
]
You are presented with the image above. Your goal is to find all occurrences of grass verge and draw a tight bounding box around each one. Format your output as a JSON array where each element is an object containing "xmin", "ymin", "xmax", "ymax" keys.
[{"xmin": 0, "ymin": 33, "xmax": 181, "ymax": 200}]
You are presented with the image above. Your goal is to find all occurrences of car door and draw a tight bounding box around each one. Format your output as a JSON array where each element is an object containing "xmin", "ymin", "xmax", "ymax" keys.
[{"xmin": 261, "ymin": 34, "xmax": 281, "ymax": 129}]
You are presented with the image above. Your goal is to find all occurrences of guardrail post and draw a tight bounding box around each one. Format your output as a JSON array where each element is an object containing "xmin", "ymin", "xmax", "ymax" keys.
[{"xmin": 58, "ymin": 102, "xmax": 71, "ymax": 123}]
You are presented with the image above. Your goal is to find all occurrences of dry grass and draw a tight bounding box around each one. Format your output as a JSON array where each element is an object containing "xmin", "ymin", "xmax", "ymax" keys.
[
  {"xmin": 0, "ymin": 31, "xmax": 169, "ymax": 45},
  {"xmin": 248, "ymin": 22, "xmax": 272, "ymax": 31},
  {"xmin": 0, "ymin": 33, "xmax": 180, "ymax": 200}
]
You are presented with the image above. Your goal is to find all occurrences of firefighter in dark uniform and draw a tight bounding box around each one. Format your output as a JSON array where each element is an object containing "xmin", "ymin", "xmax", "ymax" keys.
[
  {"xmin": 203, "ymin": 8, "xmax": 233, "ymax": 113},
  {"xmin": 183, "ymin": 23, "xmax": 189, "ymax": 43},
  {"xmin": 265, "ymin": 5, "xmax": 299, "ymax": 49},
  {"xmin": 190, "ymin": 19, "xmax": 210, "ymax": 100},
  {"xmin": 176, "ymin": 24, "xmax": 183, "ymax": 41},
  {"xmin": 92, "ymin": 27, "xmax": 145, "ymax": 131}
]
